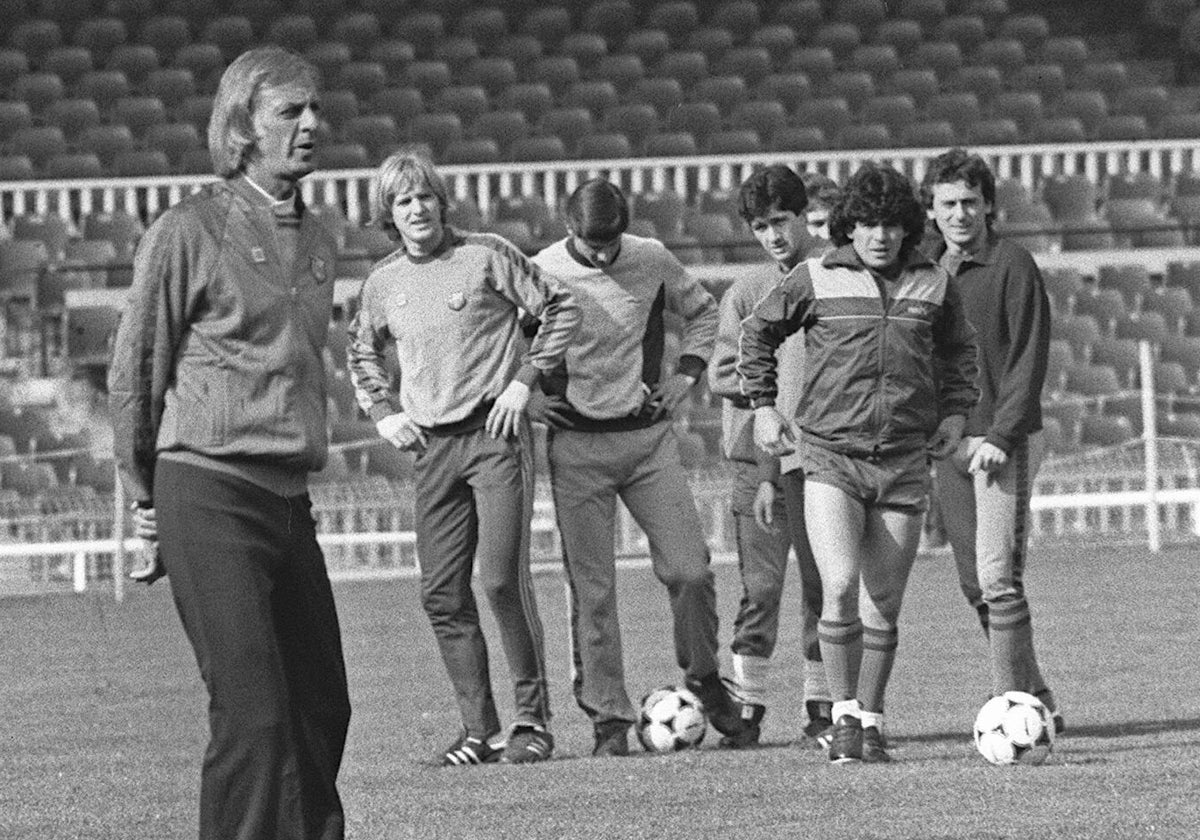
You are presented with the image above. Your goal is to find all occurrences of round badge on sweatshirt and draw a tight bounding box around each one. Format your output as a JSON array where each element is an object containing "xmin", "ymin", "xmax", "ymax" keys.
[{"xmin": 448, "ymin": 292, "xmax": 467, "ymax": 311}]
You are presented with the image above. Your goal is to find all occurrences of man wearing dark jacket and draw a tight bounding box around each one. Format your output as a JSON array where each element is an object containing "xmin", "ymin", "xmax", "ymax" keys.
[{"xmin": 922, "ymin": 148, "xmax": 1063, "ymax": 733}]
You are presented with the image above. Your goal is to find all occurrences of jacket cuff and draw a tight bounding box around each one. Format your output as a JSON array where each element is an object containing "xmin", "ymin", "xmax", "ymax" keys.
[
  {"xmin": 513, "ymin": 364, "xmax": 541, "ymax": 388},
  {"xmin": 755, "ymin": 452, "xmax": 781, "ymax": 485},
  {"xmin": 367, "ymin": 401, "xmax": 395, "ymax": 422},
  {"xmin": 985, "ymin": 431, "xmax": 1015, "ymax": 455},
  {"xmin": 675, "ymin": 354, "xmax": 706, "ymax": 380}
]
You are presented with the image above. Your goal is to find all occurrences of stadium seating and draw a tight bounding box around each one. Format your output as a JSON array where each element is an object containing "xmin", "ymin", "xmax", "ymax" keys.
[{"xmin": 0, "ymin": 0, "xmax": 1197, "ymax": 485}]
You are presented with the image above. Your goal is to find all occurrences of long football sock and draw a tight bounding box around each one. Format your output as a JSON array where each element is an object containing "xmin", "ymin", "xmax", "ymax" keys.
[
  {"xmin": 858, "ymin": 625, "xmax": 899, "ymax": 714},
  {"xmin": 818, "ymin": 618, "xmax": 863, "ymax": 702},
  {"xmin": 988, "ymin": 597, "xmax": 1032, "ymax": 694}
]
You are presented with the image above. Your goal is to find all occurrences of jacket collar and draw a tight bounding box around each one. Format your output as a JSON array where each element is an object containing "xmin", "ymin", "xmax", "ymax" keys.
[
  {"xmin": 926, "ymin": 230, "xmax": 998, "ymax": 268},
  {"xmin": 227, "ymin": 174, "xmax": 305, "ymax": 217}
]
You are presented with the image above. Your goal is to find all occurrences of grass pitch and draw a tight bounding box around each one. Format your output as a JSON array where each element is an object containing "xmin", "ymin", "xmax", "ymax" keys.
[{"xmin": 2, "ymin": 538, "xmax": 1199, "ymax": 839}]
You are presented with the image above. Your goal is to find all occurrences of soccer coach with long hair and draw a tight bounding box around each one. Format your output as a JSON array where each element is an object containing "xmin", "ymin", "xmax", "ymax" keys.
[{"xmin": 108, "ymin": 47, "xmax": 351, "ymax": 839}]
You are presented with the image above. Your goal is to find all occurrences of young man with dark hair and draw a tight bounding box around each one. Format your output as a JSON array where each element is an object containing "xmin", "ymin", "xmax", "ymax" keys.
[
  {"xmin": 709, "ymin": 164, "xmax": 832, "ymax": 748},
  {"xmin": 531, "ymin": 178, "xmax": 749, "ymax": 756},
  {"xmin": 800, "ymin": 172, "xmax": 841, "ymax": 246},
  {"xmin": 921, "ymin": 148, "xmax": 1062, "ymax": 733},
  {"xmin": 739, "ymin": 163, "xmax": 978, "ymax": 764}
]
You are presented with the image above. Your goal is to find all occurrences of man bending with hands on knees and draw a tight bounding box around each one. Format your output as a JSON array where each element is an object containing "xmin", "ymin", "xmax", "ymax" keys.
[
  {"xmin": 738, "ymin": 163, "xmax": 978, "ymax": 764},
  {"xmin": 531, "ymin": 179, "xmax": 750, "ymax": 756},
  {"xmin": 348, "ymin": 151, "xmax": 579, "ymax": 766}
]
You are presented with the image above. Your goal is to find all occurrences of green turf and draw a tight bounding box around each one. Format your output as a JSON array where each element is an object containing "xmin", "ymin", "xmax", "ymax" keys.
[{"xmin": 2, "ymin": 538, "xmax": 1199, "ymax": 839}]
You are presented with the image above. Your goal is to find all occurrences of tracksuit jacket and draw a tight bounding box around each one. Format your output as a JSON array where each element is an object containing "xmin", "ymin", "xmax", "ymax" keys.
[
  {"xmin": 737, "ymin": 244, "xmax": 979, "ymax": 458},
  {"xmin": 109, "ymin": 177, "xmax": 339, "ymax": 503}
]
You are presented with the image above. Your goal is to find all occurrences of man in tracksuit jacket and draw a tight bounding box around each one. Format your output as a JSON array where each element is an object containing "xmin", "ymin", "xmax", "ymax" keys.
[
  {"xmin": 531, "ymin": 178, "xmax": 749, "ymax": 756},
  {"xmin": 922, "ymin": 148, "xmax": 1062, "ymax": 733},
  {"xmin": 108, "ymin": 48, "xmax": 351, "ymax": 839},
  {"xmin": 739, "ymin": 163, "xmax": 978, "ymax": 764}
]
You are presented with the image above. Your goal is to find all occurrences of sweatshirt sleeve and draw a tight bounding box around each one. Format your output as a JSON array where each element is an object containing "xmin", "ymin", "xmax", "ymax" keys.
[
  {"xmin": 661, "ymin": 250, "xmax": 718, "ymax": 379},
  {"xmin": 708, "ymin": 281, "xmax": 754, "ymax": 403},
  {"xmin": 933, "ymin": 276, "xmax": 980, "ymax": 421},
  {"xmin": 736, "ymin": 268, "xmax": 814, "ymax": 406},
  {"xmin": 107, "ymin": 210, "xmax": 199, "ymax": 504},
  {"xmin": 988, "ymin": 251, "xmax": 1051, "ymax": 453},
  {"xmin": 346, "ymin": 278, "xmax": 398, "ymax": 422},
  {"xmin": 487, "ymin": 237, "xmax": 580, "ymax": 387}
]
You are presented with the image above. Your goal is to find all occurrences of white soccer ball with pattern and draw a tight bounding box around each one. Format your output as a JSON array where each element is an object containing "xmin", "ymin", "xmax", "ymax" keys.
[
  {"xmin": 973, "ymin": 691, "xmax": 1055, "ymax": 766},
  {"xmin": 637, "ymin": 686, "xmax": 708, "ymax": 752}
]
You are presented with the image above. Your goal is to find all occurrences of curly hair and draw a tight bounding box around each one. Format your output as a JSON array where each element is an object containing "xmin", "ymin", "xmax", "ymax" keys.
[
  {"xmin": 736, "ymin": 164, "xmax": 808, "ymax": 224},
  {"xmin": 828, "ymin": 163, "xmax": 926, "ymax": 260},
  {"xmin": 919, "ymin": 147, "xmax": 996, "ymax": 225}
]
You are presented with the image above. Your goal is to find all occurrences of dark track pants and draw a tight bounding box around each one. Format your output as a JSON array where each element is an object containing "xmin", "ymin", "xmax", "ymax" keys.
[
  {"xmin": 413, "ymin": 423, "xmax": 549, "ymax": 737},
  {"xmin": 156, "ymin": 459, "xmax": 350, "ymax": 840}
]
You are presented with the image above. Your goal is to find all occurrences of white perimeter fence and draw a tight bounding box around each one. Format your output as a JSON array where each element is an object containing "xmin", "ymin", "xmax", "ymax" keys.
[
  {"xmin": 3, "ymin": 342, "xmax": 1199, "ymax": 601},
  {"xmin": 5, "ymin": 139, "xmax": 1200, "ymax": 228},
  {"xmin": 5, "ymin": 144, "xmax": 1200, "ymax": 598}
]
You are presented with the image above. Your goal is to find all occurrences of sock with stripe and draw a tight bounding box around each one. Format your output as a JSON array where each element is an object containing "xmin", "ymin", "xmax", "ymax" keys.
[
  {"xmin": 818, "ymin": 618, "xmax": 863, "ymax": 703},
  {"xmin": 988, "ymin": 596, "xmax": 1032, "ymax": 693},
  {"xmin": 858, "ymin": 625, "xmax": 899, "ymax": 714}
]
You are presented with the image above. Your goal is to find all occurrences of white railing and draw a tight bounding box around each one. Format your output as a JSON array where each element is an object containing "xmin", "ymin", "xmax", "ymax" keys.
[{"xmin": 6, "ymin": 139, "xmax": 1200, "ymax": 230}]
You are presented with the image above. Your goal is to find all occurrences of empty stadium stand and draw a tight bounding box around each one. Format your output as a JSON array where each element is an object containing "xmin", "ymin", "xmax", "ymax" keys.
[{"xmin": 0, "ymin": 0, "xmax": 1196, "ymax": 514}]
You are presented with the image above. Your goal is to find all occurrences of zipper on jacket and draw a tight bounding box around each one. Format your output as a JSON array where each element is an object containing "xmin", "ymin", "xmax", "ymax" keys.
[{"xmin": 870, "ymin": 272, "xmax": 891, "ymax": 452}]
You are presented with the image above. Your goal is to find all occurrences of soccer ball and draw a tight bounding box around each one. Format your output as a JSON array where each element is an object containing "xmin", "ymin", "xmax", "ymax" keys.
[
  {"xmin": 637, "ymin": 686, "xmax": 708, "ymax": 753},
  {"xmin": 973, "ymin": 691, "xmax": 1055, "ymax": 766}
]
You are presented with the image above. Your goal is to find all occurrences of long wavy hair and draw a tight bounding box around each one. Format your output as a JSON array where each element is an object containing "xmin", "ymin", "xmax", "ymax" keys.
[{"xmin": 207, "ymin": 47, "xmax": 320, "ymax": 178}]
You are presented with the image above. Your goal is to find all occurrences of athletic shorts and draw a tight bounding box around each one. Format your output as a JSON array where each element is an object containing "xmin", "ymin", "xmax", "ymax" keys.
[{"xmin": 801, "ymin": 444, "xmax": 931, "ymax": 514}]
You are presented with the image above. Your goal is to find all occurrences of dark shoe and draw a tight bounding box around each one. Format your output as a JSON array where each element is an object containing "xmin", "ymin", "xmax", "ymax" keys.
[
  {"xmin": 440, "ymin": 731, "xmax": 502, "ymax": 767},
  {"xmin": 1035, "ymin": 689, "xmax": 1065, "ymax": 734},
  {"xmin": 827, "ymin": 715, "xmax": 863, "ymax": 763},
  {"xmin": 803, "ymin": 701, "xmax": 835, "ymax": 748},
  {"xmin": 862, "ymin": 725, "xmax": 891, "ymax": 763},
  {"xmin": 592, "ymin": 720, "xmax": 631, "ymax": 757},
  {"xmin": 719, "ymin": 702, "xmax": 765, "ymax": 749},
  {"xmin": 502, "ymin": 724, "xmax": 554, "ymax": 764},
  {"xmin": 685, "ymin": 673, "xmax": 750, "ymax": 739}
]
